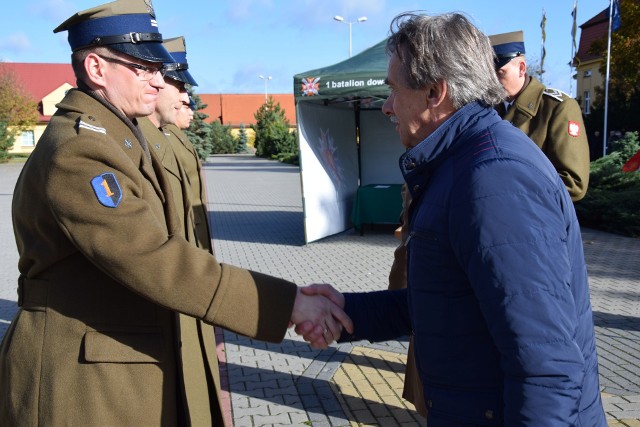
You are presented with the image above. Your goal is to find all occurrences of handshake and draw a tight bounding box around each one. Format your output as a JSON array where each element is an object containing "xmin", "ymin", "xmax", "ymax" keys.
[{"xmin": 290, "ymin": 284, "xmax": 352, "ymax": 349}]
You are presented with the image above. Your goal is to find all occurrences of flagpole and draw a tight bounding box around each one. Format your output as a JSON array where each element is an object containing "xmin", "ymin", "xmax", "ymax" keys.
[
  {"xmin": 603, "ymin": 0, "xmax": 615, "ymax": 157},
  {"xmin": 540, "ymin": 9, "xmax": 546, "ymax": 80},
  {"xmin": 541, "ymin": 8, "xmax": 543, "ymax": 77},
  {"xmin": 570, "ymin": 0, "xmax": 578, "ymax": 96}
]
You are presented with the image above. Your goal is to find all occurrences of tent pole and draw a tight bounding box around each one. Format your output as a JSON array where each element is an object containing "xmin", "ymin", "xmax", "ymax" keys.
[{"xmin": 355, "ymin": 101, "xmax": 362, "ymax": 186}]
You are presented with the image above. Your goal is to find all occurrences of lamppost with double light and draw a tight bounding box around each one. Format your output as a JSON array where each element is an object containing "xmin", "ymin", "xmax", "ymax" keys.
[
  {"xmin": 333, "ymin": 15, "xmax": 367, "ymax": 58},
  {"xmin": 258, "ymin": 75, "xmax": 272, "ymax": 103}
]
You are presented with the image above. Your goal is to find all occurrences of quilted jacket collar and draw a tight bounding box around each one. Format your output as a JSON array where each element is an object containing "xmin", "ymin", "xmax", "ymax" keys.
[{"xmin": 400, "ymin": 102, "xmax": 501, "ymax": 190}]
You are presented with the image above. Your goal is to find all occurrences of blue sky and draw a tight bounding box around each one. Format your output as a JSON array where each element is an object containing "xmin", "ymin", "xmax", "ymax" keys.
[{"xmin": 1, "ymin": 0, "xmax": 606, "ymax": 96}]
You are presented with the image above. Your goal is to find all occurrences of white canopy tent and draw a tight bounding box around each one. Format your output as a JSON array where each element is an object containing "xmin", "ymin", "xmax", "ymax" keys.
[{"xmin": 293, "ymin": 40, "xmax": 405, "ymax": 243}]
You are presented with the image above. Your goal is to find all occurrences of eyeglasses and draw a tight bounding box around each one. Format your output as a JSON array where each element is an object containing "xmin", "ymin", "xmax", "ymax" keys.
[{"xmin": 97, "ymin": 55, "xmax": 168, "ymax": 81}]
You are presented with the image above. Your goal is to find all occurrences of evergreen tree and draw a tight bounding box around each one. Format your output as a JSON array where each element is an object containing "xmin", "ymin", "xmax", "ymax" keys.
[
  {"xmin": 251, "ymin": 97, "xmax": 297, "ymax": 160},
  {"xmin": 209, "ymin": 120, "xmax": 236, "ymax": 154},
  {"xmin": 236, "ymin": 123, "xmax": 248, "ymax": 153},
  {"xmin": 575, "ymin": 132, "xmax": 640, "ymax": 237},
  {"xmin": 185, "ymin": 91, "xmax": 213, "ymax": 160}
]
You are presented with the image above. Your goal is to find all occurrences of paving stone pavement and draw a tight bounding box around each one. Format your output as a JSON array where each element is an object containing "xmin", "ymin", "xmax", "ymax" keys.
[{"xmin": 1, "ymin": 156, "xmax": 639, "ymax": 426}]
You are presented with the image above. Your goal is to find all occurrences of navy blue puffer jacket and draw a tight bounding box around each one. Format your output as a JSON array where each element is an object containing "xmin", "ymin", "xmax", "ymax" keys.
[{"xmin": 342, "ymin": 102, "xmax": 606, "ymax": 426}]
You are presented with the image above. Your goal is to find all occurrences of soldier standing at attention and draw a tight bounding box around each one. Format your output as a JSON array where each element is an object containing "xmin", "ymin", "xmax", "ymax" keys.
[
  {"xmin": 139, "ymin": 34, "xmax": 224, "ymax": 425},
  {"xmin": 490, "ymin": 31, "xmax": 590, "ymax": 201},
  {"xmin": 0, "ymin": 1, "xmax": 351, "ymax": 425},
  {"xmin": 160, "ymin": 37, "xmax": 214, "ymax": 253},
  {"xmin": 138, "ymin": 36, "xmax": 196, "ymax": 244}
]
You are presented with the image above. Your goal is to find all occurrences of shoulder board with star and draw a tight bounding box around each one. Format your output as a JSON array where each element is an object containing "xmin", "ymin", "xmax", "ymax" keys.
[{"xmin": 543, "ymin": 88, "xmax": 568, "ymax": 103}]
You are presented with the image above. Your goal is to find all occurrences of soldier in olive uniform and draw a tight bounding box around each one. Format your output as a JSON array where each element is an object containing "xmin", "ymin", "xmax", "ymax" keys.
[
  {"xmin": 138, "ymin": 36, "xmax": 197, "ymax": 245},
  {"xmin": 0, "ymin": 1, "xmax": 350, "ymax": 425},
  {"xmin": 160, "ymin": 37, "xmax": 214, "ymax": 253},
  {"xmin": 165, "ymin": 102, "xmax": 213, "ymax": 248},
  {"xmin": 167, "ymin": 98, "xmax": 203, "ymax": 222},
  {"xmin": 139, "ymin": 34, "xmax": 223, "ymax": 425},
  {"xmin": 490, "ymin": 31, "xmax": 590, "ymax": 201}
]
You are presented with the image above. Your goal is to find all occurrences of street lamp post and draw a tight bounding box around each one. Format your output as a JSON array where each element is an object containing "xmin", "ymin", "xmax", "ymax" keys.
[
  {"xmin": 333, "ymin": 15, "xmax": 367, "ymax": 58},
  {"xmin": 258, "ymin": 75, "xmax": 272, "ymax": 103}
]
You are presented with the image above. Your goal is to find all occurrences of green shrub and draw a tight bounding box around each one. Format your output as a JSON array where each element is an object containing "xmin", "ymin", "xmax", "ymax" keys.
[
  {"xmin": 0, "ymin": 122, "xmax": 16, "ymax": 163},
  {"xmin": 277, "ymin": 151, "xmax": 299, "ymax": 165},
  {"xmin": 575, "ymin": 132, "xmax": 640, "ymax": 237},
  {"xmin": 209, "ymin": 121, "xmax": 236, "ymax": 154}
]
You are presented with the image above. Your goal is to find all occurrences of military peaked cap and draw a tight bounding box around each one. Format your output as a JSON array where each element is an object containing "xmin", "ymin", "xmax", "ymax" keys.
[
  {"xmin": 53, "ymin": 0, "xmax": 173, "ymax": 63},
  {"xmin": 163, "ymin": 36, "xmax": 198, "ymax": 86},
  {"xmin": 489, "ymin": 30, "xmax": 525, "ymax": 69}
]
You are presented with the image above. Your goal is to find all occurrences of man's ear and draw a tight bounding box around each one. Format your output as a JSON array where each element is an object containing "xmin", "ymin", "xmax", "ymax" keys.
[
  {"xmin": 426, "ymin": 80, "xmax": 448, "ymax": 108},
  {"xmin": 85, "ymin": 53, "xmax": 107, "ymax": 87},
  {"xmin": 519, "ymin": 59, "xmax": 527, "ymax": 78}
]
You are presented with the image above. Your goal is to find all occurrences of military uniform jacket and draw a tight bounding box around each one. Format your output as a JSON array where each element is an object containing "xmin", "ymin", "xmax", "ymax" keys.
[
  {"xmin": 139, "ymin": 118, "xmax": 196, "ymax": 244},
  {"xmin": 140, "ymin": 117, "xmax": 221, "ymax": 426},
  {"xmin": 1, "ymin": 89, "xmax": 296, "ymax": 426},
  {"xmin": 497, "ymin": 76, "xmax": 590, "ymax": 201},
  {"xmin": 162, "ymin": 123, "xmax": 213, "ymax": 253}
]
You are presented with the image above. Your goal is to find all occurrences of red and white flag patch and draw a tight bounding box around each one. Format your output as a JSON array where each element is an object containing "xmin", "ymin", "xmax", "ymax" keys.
[{"xmin": 568, "ymin": 121, "xmax": 580, "ymax": 137}]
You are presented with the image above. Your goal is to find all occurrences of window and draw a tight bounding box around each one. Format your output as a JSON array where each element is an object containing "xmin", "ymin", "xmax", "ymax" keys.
[
  {"xmin": 21, "ymin": 130, "xmax": 35, "ymax": 147},
  {"xmin": 583, "ymin": 91, "xmax": 591, "ymax": 115},
  {"xmin": 584, "ymin": 70, "xmax": 592, "ymax": 77}
]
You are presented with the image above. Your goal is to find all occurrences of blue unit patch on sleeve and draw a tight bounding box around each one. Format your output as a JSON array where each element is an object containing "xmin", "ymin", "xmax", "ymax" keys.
[{"xmin": 91, "ymin": 173, "xmax": 122, "ymax": 208}]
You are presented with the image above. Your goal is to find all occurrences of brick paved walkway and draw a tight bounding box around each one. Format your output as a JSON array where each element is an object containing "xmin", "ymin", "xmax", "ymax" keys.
[{"xmin": 1, "ymin": 156, "xmax": 639, "ymax": 425}]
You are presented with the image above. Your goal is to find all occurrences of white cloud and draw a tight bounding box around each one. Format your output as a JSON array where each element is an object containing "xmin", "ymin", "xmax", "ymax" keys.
[{"xmin": 0, "ymin": 33, "xmax": 32, "ymax": 54}]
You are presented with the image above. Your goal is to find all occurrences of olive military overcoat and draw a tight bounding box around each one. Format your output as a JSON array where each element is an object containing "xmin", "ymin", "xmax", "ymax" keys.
[
  {"xmin": 140, "ymin": 117, "xmax": 223, "ymax": 426},
  {"xmin": 497, "ymin": 76, "xmax": 590, "ymax": 201},
  {"xmin": 0, "ymin": 89, "xmax": 297, "ymax": 426},
  {"xmin": 162, "ymin": 123, "xmax": 213, "ymax": 253}
]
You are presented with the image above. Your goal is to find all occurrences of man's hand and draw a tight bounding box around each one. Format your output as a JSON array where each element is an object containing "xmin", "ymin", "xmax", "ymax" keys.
[
  {"xmin": 290, "ymin": 285, "xmax": 352, "ymax": 349},
  {"xmin": 291, "ymin": 284, "xmax": 350, "ymax": 349}
]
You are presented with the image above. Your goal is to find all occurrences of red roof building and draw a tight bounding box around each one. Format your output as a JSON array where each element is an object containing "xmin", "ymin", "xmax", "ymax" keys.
[
  {"xmin": 1, "ymin": 62, "xmax": 295, "ymax": 154},
  {"xmin": 1, "ymin": 62, "xmax": 76, "ymax": 153},
  {"xmin": 575, "ymin": 8, "xmax": 608, "ymax": 115},
  {"xmin": 576, "ymin": 9, "xmax": 608, "ymax": 64},
  {"xmin": 1, "ymin": 62, "xmax": 77, "ymax": 122},
  {"xmin": 199, "ymin": 93, "xmax": 295, "ymax": 127}
]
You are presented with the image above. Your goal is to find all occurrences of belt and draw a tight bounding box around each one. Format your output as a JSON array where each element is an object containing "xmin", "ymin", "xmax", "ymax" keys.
[{"xmin": 17, "ymin": 275, "xmax": 49, "ymax": 311}]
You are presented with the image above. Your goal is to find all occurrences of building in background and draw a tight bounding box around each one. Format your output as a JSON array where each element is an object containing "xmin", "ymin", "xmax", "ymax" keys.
[
  {"xmin": 1, "ymin": 62, "xmax": 295, "ymax": 155},
  {"xmin": 574, "ymin": 8, "xmax": 608, "ymax": 116},
  {"xmin": 199, "ymin": 93, "xmax": 295, "ymax": 129},
  {"xmin": 0, "ymin": 63, "xmax": 76, "ymax": 155}
]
